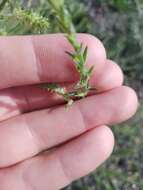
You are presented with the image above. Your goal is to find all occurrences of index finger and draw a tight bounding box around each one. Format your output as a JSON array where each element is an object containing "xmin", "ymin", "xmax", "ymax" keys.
[{"xmin": 0, "ymin": 34, "xmax": 106, "ymax": 89}]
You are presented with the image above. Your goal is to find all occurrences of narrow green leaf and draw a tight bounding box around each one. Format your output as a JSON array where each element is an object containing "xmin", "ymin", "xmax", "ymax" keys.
[
  {"xmin": 83, "ymin": 46, "xmax": 88, "ymax": 62},
  {"xmin": 88, "ymin": 65, "xmax": 94, "ymax": 76},
  {"xmin": 79, "ymin": 43, "xmax": 83, "ymax": 52},
  {"xmin": 65, "ymin": 51, "xmax": 74, "ymax": 58}
]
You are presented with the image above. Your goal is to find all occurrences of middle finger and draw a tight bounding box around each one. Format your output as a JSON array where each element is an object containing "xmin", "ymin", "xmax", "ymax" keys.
[{"xmin": 0, "ymin": 86, "xmax": 138, "ymax": 168}]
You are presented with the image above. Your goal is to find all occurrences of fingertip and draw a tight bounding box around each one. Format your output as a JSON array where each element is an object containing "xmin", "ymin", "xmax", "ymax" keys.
[
  {"xmin": 56, "ymin": 125, "xmax": 114, "ymax": 182},
  {"xmin": 84, "ymin": 34, "xmax": 107, "ymax": 62},
  {"xmin": 94, "ymin": 126, "xmax": 115, "ymax": 160},
  {"xmin": 77, "ymin": 34, "xmax": 107, "ymax": 75},
  {"xmin": 119, "ymin": 86, "xmax": 139, "ymax": 120},
  {"xmin": 106, "ymin": 59, "xmax": 124, "ymax": 86},
  {"xmin": 91, "ymin": 59, "xmax": 124, "ymax": 91}
]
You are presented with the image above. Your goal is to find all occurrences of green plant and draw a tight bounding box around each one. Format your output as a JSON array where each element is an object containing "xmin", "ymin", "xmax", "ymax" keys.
[
  {"xmin": 0, "ymin": 1, "xmax": 49, "ymax": 35},
  {"xmin": 42, "ymin": 0, "xmax": 95, "ymax": 106},
  {"xmin": 0, "ymin": 1, "xmax": 143, "ymax": 189}
]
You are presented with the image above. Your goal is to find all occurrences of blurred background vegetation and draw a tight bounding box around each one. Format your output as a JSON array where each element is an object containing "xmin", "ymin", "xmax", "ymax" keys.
[{"xmin": 0, "ymin": 0, "xmax": 143, "ymax": 189}]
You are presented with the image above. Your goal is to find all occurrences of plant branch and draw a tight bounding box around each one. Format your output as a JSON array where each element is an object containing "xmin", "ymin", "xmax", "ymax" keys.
[{"xmin": 43, "ymin": 0, "xmax": 95, "ymax": 105}]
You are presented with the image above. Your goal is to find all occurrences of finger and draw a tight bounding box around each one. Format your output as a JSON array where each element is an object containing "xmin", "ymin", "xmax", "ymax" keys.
[
  {"xmin": 0, "ymin": 86, "xmax": 138, "ymax": 168},
  {"xmin": 93, "ymin": 59, "xmax": 124, "ymax": 92},
  {"xmin": 0, "ymin": 60, "xmax": 123, "ymax": 121},
  {"xmin": 0, "ymin": 34, "xmax": 106, "ymax": 89},
  {"xmin": 0, "ymin": 126, "xmax": 114, "ymax": 190}
]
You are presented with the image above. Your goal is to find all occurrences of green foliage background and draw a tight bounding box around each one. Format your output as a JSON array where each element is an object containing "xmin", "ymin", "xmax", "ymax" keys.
[{"xmin": 0, "ymin": 0, "xmax": 143, "ymax": 189}]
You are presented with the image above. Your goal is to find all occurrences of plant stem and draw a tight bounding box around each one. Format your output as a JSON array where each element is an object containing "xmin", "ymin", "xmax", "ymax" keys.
[{"xmin": 44, "ymin": 0, "xmax": 95, "ymax": 105}]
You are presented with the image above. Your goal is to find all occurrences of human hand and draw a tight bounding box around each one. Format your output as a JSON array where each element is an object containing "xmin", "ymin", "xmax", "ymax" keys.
[{"xmin": 0, "ymin": 34, "xmax": 138, "ymax": 190}]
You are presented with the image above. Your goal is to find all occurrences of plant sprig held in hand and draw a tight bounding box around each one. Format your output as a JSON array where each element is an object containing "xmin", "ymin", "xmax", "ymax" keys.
[{"xmin": 43, "ymin": 0, "xmax": 95, "ymax": 106}]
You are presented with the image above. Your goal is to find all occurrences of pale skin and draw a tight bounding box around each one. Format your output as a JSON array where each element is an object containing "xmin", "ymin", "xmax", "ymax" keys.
[{"xmin": 0, "ymin": 34, "xmax": 138, "ymax": 190}]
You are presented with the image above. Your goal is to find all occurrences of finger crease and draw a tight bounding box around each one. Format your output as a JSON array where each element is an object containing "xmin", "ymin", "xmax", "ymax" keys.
[
  {"xmin": 22, "ymin": 115, "xmax": 42, "ymax": 153},
  {"xmin": 30, "ymin": 37, "xmax": 44, "ymax": 83},
  {"xmin": 57, "ymin": 153, "xmax": 72, "ymax": 185},
  {"xmin": 22, "ymin": 170, "xmax": 38, "ymax": 190},
  {"xmin": 23, "ymin": 90, "xmax": 32, "ymax": 112},
  {"xmin": 76, "ymin": 103, "xmax": 88, "ymax": 130}
]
